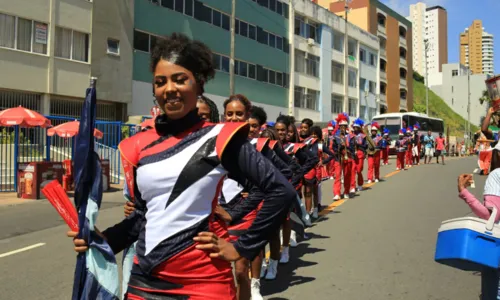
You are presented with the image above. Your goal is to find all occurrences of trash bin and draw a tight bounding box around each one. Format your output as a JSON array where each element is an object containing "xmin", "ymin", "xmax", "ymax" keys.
[{"xmin": 17, "ymin": 162, "xmax": 64, "ymax": 199}]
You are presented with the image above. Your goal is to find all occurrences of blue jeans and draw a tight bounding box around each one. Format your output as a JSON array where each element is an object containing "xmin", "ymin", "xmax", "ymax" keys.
[{"xmin": 481, "ymin": 268, "xmax": 500, "ymax": 299}]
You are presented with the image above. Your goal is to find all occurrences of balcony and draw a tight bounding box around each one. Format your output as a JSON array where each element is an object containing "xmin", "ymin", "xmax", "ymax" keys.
[
  {"xmin": 399, "ymin": 36, "xmax": 406, "ymax": 47},
  {"xmin": 380, "ymin": 70, "xmax": 387, "ymax": 81},
  {"xmin": 400, "ymin": 57, "xmax": 406, "ymax": 66},
  {"xmin": 400, "ymin": 77, "xmax": 407, "ymax": 87},
  {"xmin": 379, "ymin": 93, "xmax": 386, "ymax": 103},
  {"xmin": 400, "ymin": 99, "xmax": 407, "ymax": 109},
  {"xmin": 378, "ymin": 24, "xmax": 386, "ymax": 37},
  {"xmin": 380, "ymin": 48, "xmax": 386, "ymax": 58}
]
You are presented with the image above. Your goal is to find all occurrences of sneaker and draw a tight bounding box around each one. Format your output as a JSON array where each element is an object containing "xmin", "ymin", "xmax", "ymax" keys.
[
  {"xmin": 303, "ymin": 232, "xmax": 311, "ymax": 240},
  {"xmin": 343, "ymin": 194, "xmax": 349, "ymax": 199},
  {"xmin": 312, "ymin": 207, "xmax": 318, "ymax": 219},
  {"xmin": 279, "ymin": 247, "xmax": 290, "ymax": 264},
  {"xmin": 357, "ymin": 185, "xmax": 363, "ymax": 192},
  {"xmin": 375, "ymin": 179, "xmax": 379, "ymax": 183},
  {"xmin": 260, "ymin": 260, "xmax": 267, "ymax": 278},
  {"xmin": 367, "ymin": 180, "xmax": 372, "ymax": 184},
  {"xmin": 265, "ymin": 259, "xmax": 278, "ymax": 280},
  {"xmin": 302, "ymin": 213, "xmax": 312, "ymax": 227},
  {"xmin": 251, "ymin": 278, "xmax": 264, "ymax": 300},
  {"xmin": 349, "ymin": 188, "xmax": 356, "ymax": 194},
  {"xmin": 290, "ymin": 231, "xmax": 298, "ymax": 248},
  {"xmin": 333, "ymin": 195, "xmax": 340, "ymax": 200},
  {"xmin": 396, "ymin": 168, "xmax": 400, "ymax": 171},
  {"xmin": 279, "ymin": 230, "xmax": 283, "ymax": 245}
]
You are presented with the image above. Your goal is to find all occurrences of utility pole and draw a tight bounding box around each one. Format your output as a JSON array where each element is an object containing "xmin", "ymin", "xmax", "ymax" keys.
[
  {"xmin": 229, "ymin": 0, "xmax": 236, "ymax": 96},
  {"xmin": 467, "ymin": 68, "xmax": 471, "ymax": 145},
  {"xmin": 424, "ymin": 39, "xmax": 430, "ymax": 116},
  {"xmin": 343, "ymin": 0, "xmax": 351, "ymax": 114}
]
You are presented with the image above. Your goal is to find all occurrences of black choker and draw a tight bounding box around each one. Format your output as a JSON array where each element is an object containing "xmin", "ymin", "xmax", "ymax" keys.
[{"xmin": 154, "ymin": 109, "xmax": 202, "ymax": 136}]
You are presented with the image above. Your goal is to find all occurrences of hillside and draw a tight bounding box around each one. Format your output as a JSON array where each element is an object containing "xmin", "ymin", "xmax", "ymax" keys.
[{"xmin": 412, "ymin": 79, "xmax": 479, "ymax": 137}]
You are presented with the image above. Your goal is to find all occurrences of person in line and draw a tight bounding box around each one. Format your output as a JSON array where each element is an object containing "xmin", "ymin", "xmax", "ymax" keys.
[
  {"xmin": 412, "ymin": 123, "xmax": 421, "ymax": 165},
  {"xmin": 405, "ymin": 127, "xmax": 414, "ymax": 168},
  {"xmin": 457, "ymin": 143, "xmax": 500, "ymax": 299},
  {"xmin": 435, "ymin": 132, "xmax": 446, "ymax": 165},
  {"xmin": 367, "ymin": 122, "xmax": 382, "ymax": 183},
  {"xmin": 423, "ymin": 130, "xmax": 435, "ymax": 164},
  {"xmin": 352, "ymin": 119, "xmax": 367, "ymax": 191},
  {"xmin": 395, "ymin": 129, "xmax": 408, "ymax": 171},
  {"xmin": 299, "ymin": 118, "xmax": 317, "ymax": 218},
  {"xmin": 69, "ymin": 33, "xmax": 296, "ymax": 300},
  {"xmin": 332, "ymin": 113, "xmax": 356, "ymax": 199},
  {"xmin": 197, "ymin": 95, "xmax": 220, "ymax": 123},
  {"xmin": 381, "ymin": 128, "xmax": 391, "ymax": 165}
]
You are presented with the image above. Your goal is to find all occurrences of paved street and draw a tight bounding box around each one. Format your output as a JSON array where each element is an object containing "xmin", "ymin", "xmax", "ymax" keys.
[{"xmin": 0, "ymin": 156, "xmax": 483, "ymax": 299}]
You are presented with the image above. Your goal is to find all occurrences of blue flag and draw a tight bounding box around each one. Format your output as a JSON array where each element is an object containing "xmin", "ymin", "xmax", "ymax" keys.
[{"xmin": 72, "ymin": 80, "xmax": 120, "ymax": 300}]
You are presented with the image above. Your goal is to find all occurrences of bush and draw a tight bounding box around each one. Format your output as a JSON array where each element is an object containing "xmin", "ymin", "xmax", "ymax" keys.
[{"xmin": 413, "ymin": 71, "xmax": 425, "ymax": 84}]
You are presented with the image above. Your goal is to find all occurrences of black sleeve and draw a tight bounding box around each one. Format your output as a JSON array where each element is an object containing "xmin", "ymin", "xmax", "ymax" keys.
[
  {"xmin": 227, "ymin": 185, "xmax": 264, "ymax": 223},
  {"xmin": 274, "ymin": 144, "xmax": 300, "ymax": 175},
  {"xmin": 261, "ymin": 145, "xmax": 292, "ymax": 180},
  {"xmin": 295, "ymin": 147, "xmax": 319, "ymax": 175},
  {"xmin": 321, "ymin": 143, "xmax": 335, "ymax": 164},
  {"xmin": 102, "ymin": 173, "xmax": 145, "ymax": 254},
  {"xmin": 221, "ymin": 141, "xmax": 296, "ymax": 260}
]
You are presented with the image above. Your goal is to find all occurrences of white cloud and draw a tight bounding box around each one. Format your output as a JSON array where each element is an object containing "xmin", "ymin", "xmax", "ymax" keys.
[{"xmin": 380, "ymin": 0, "xmax": 449, "ymax": 16}]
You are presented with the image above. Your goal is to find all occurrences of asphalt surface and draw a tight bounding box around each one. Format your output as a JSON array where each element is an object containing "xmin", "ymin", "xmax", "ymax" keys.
[{"xmin": 0, "ymin": 156, "xmax": 483, "ymax": 299}]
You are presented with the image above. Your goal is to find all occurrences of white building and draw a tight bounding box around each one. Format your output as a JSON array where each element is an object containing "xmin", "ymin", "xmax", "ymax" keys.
[
  {"xmin": 0, "ymin": 0, "xmax": 133, "ymax": 121},
  {"xmin": 408, "ymin": 3, "xmax": 447, "ymax": 78},
  {"xmin": 482, "ymin": 31, "xmax": 494, "ymax": 76},
  {"xmin": 430, "ymin": 63, "xmax": 489, "ymax": 126},
  {"xmin": 291, "ymin": 0, "xmax": 380, "ymax": 123}
]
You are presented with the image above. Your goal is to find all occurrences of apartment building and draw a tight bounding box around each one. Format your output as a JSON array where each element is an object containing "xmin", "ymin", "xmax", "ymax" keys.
[
  {"xmin": 460, "ymin": 20, "xmax": 494, "ymax": 76},
  {"xmin": 430, "ymin": 63, "xmax": 488, "ymax": 126},
  {"xmin": 317, "ymin": 0, "xmax": 413, "ymax": 113},
  {"xmin": 0, "ymin": 0, "xmax": 133, "ymax": 121},
  {"xmin": 291, "ymin": 0, "xmax": 380, "ymax": 122},
  {"xmin": 408, "ymin": 3, "xmax": 447, "ymax": 77},
  {"xmin": 133, "ymin": 0, "xmax": 291, "ymax": 120}
]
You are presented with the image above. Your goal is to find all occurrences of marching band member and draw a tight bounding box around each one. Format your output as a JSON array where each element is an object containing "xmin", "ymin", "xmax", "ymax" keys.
[
  {"xmin": 367, "ymin": 122, "xmax": 382, "ymax": 183},
  {"xmin": 327, "ymin": 121, "xmax": 336, "ymax": 179},
  {"xmin": 381, "ymin": 128, "xmax": 391, "ymax": 165},
  {"xmin": 396, "ymin": 128, "xmax": 408, "ymax": 170},
  {"xmin": 71, "ymin": 33, "xmax": 296, "ymax": 300},
  {"xmin": 406, "ymin": 127, "xmax": 413, "ymax": 168},
  {"xmin": 412, "ymin": 123, "xmax": 421, "ymax": 165},
  {"xmin": 310, "ymin": 126, "xmax": 335, "ymax": 217},
  {"xmin": 352, "ymin": 119, "xmax": 367, "ymax": 191},
  {"xmin": 332, "ymin": 113, "xmax": 356, "ymax": 200}
]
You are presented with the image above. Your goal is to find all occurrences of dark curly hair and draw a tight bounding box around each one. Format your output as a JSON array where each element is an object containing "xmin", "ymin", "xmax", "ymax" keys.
[
  {"xmin": 150, "ymin": 33, "xmax": 215, "ymax": 93},
  {"xmin": 197, "ymin": 95, "xmax": 220, "ymax": 123},
  {"xmin": 260, "ymin": 127, "xmax": 279, "ymax": 140},
  {"xmin": 223, "ymin": 94, "xmax": 252, "ymax": 114},
  {"xmin": 302, "ymin": 118, "xmax": 314, "ymax": 128},
  {"xmin": 276, "ymin": 115, "xmax": 292, "ymax": 128},
  {"xmin": 310, "ymin": 125, "xmax": 323, "ymax": 139},
  {"xmin": 249, "ymin": 105, "xmax": 267, "ymax": 126}
]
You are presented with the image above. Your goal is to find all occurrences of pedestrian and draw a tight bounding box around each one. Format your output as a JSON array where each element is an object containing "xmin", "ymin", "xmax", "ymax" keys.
[
  {"xmin": 332, "ymin": 113, "xmax": 356, "ymax": 199},
  {"xmin": 68, "ymin": 33, "xmax": 296, "ymax": 300},
  {"xmin": 423, "ymin": 130, "xmax": 435, "ymax": 164},
  {"xmin": 435, "ymin": 132, "xmax": 446, "ymax": 165},
  {"xmin": 381, "ymin": 128, "xmax": 391, "ymax": 165},
  {"xmin": 405, "ymin": 127, "xmax": 413, "ymax": 168},
  {"xmin": 367, "ymin": 122, "xmax": 382, "ymax": 182},
  {"xmin": 457, "ymin": 143, "xmax": 500, "ymax": 299},
  {"xmin": 352, "ymin": 118, "xmax": 367, "ymax": 191},
  {"xmin": 310, "ymin": 125, "xmax": 335, "ymax": 215},
  {"xmin": 395, "ymin": 128, "xmax": 408, "ymax": 170},
  {"xmin": 412, "ymin": 123, "xmax": 421, "ymax": 165}
]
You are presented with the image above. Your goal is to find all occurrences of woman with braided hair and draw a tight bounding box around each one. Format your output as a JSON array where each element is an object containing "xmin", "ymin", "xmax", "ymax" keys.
[{"xmin": 197, "ymin": 95, "xmax": 220, "ymax": 123}]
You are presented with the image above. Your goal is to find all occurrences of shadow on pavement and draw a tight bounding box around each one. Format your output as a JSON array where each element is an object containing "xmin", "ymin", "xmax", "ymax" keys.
[{"xmin": 261, "ymin": 243, "xmax": 325, "ymax": 296}]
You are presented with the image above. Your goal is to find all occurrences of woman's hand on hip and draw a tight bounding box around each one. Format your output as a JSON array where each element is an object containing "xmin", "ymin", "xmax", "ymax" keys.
[{"xmin": 193, "ymin": 232, "xmax": 241, "ymax": 261}]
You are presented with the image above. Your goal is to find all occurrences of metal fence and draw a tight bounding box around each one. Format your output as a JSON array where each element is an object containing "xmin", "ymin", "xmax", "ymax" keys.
[{"xmin": 0, "ymin": 116, "xmax": 136, "ymax": 192}]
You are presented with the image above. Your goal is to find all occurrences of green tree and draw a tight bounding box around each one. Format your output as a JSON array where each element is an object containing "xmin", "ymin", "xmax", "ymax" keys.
[
  {"xmin": 479, "ymin": 89, "xmax": 490, "ymax": 105},
  {"xmin": 413, "ymin": 71, "xmax": 425, "ymax": 84},
  {"xmin": 413, "ymin": 103, "xmax": 426, "ymax": 113}
]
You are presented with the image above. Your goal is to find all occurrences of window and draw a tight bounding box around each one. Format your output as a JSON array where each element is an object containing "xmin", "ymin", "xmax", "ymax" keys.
[
  {"xmin": 331, "ymin": 94, "xmax": 343, "ymax": 113},
  {"xmin": 360, "ymin": 105, "xmax": 367, "ymax": 119},
  {"xmin": 369, "ymin": 81, "xmax": 376, "ymax": 94},
  {"xmin": 348, "ymin": 98, "xmax": 357, "ymax": 116},
  {"xmin": 348, "ymin": 39, "xmax": 357, "ymax": 58},
  {"xmin": 254, "ymin": 0, "xmax": 288, "ymax": 18},
  {"xmin": 306, "ymin": 89, "xmax": 319, "ymax": 110},
  {"xmin": 452, "ymin": 70, "xmax": 458, "ymax": 76},
  {"xmin": 294, "ymin": 86, "xmax": 305, "ymax": 108},
  {"xmin": 239, "ymin": 61, "xmax": 248, "ymax": 77},
  {"xmin": 306, "ymin": 54, "xmax": 320, "ymax": 77},
  {"xmin": 174, "ymin": 0, "xmax": 184, "ymax": 13},
  {"xmin": 212, "ymin": 10, "xmax": 221, "ymax": 27},
  {"xmin": 257, "ymin": 65, "xmax": 268, "ymax": 82},
  {"xmin": 400, "ymin": 89, "xmax": 407, "ymax": 99},
  {"xmin": 369, "ymin": 53, "xmax": 376, "ymax": 66},
  {"xmin": 249, "ymin": 64, "xmax": 256, "ymax": 79},
  {"xmin": 269, "ymin": 33, "xmax": 276, "ymax": 47},
  {"xmin": 332, "ymin": 32, "xmax": 343, "ymax": 52},
  {"xmin": 107, "ymin": 39, "xmax": 119, "ymax": 55},
  {"xmin": 248, "ymin": 24, "xmax": 256, "ymax": 40},
  {"xmin": 295, "ymin": 50, "xmax": 306, "ymax": 73},
  {"xmin": 360, "ymin": 78, "xmax": 367, "ymax": 91},
  {"xmin": 332, "ymin": 62, "xmax": 343, "ymax": 84},
  {"xmin": 133, "ymin": 30, "xmax": 150, "ymax": 52},
  {"xmin": 359, "ymin": 49, "xmax": 366, "ymax": 62},
  {"xmin": 294, "ymin": 16, "xmax": 320, "ymax": 43},
  {"xmin": 55, "ymin": 27, "xmax": 89, "ymax": 62},
  {"xmin": 213, "ymin": 53, "xmax": 222, "ymax": 70},
  {"xmin": 348, "ymin": 68, "xmax": 357, "ymax": 88},
  {"xmin": 0, "ymin": 13, "xmax": 48, "ymax": 54},
  {"xmin": 194, "ymin": 1, "xmax": 212, "ymax": 23},
  {"xmin": 276, "ymin": 36, "xmax": 283, "ymax": 50},
  {"xmin": 240, "ymin": 20, "xmax": 248, "ymax": 37}
]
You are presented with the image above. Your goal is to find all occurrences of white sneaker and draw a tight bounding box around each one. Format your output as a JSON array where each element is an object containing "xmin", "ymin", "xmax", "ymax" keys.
[
  {"xmin": 279, "ymin": 246, "xmax": 290, "ymax": 264},
  {"xmin": 343, "ymin": 194, "xmax": 349, "ymax": 199},
  {"xmin": 349, "ymin": 188, "xmax": 356, "ymax": 194},
  {"xmin": 357, "ymin": 185, "xmax": 363, "ymax": 192},
  {"xmin": 265, "ymin": 259, "xmax": 278, "ymax": 280},
  {"xmin": 375, "ymin": 179, "xmax": 379, "ymax": 183},
  {"xmin": 312, "ymin": 207, "xmax": 318, "ymax": 219},
  {"xmin": 367, "ymin": 180, "xmax": 372, "ymax": 184},
  {"xmin": 251, "ymin": 278, "xmax": 264, "ymax": 300},
  {"xmin": 396, "ymin": 168, "xmax": 400, "ymax": 171},
  {"xmin": 333, "ymin": 195, "xmax": 340, "ymax": 200},
  {"xmin": 302, "ymin": 213, "xmax": 312, "ymax": 227},
  {"xmin": 290, "ymin": 231, "xmax": 298, "ymax": 247},
  {"xmin": 279, "ymin": 230, "xmax": 283, "ymax": 245},
  {"xmin": 260, "ymin": 260, "xmax": 267, "ymax": 278}
]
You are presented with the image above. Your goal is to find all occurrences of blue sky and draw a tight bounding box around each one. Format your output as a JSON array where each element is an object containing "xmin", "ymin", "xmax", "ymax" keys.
[{"xmin": 380, "ymin": 0, "xmax": 499, "ymax": 74}]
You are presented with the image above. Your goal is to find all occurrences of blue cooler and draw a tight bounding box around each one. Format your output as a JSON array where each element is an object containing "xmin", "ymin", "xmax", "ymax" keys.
[{"xmin": 435, "ymin": 207, "xmax": 500, "ymax": 271}]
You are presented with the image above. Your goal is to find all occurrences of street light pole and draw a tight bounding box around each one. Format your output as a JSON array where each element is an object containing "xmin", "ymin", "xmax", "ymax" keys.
[
  {"xmin": 467, "ymin": 68, "xmax": 471, "ymax": 145},
  {"xmin": 343, "ymin": 0, "xmax": 350, "ymax": 114},
  {"xmin": 229, "ymin": 0, "xmax": 236, "ymax": 96},
  {"xmin": 424, "ymin": 39, "xmax": 429, "ymax": 116}
]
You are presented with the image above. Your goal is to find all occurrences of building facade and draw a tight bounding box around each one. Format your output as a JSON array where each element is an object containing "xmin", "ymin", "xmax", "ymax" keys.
[
  {"xmin": 0, "ymin": 0, "xmax": 132, "ymax": 121},
  {"xmin": 291, "ymin": 0, "xmax": 380, "ymax": 122},
  {"xmin": 460, "ymin": 20, "xmax": 494, "ymax": 76},
  {"xmin": 317, "ymin": 0, "xmax": 413, "ymax": 113},
  {"xmin": 132, "ymin": 0, "xmax": 291, "ymax": 121},
  {"xmin": 430, "ymin": 63, "xmax": 488, "ymax": 126},
  {"xmin": 408, "ymin": 3, "xmax": 447, "ymax": 77}
]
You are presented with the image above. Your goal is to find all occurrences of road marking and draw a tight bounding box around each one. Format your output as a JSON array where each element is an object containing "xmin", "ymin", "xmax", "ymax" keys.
[
  {"xmin": 384, "ymin": 170, "xmax": 400, "ymax": 178},
  {"xmin": 0, "ymin": 243, "xmax": 45, "ymax": 258}
]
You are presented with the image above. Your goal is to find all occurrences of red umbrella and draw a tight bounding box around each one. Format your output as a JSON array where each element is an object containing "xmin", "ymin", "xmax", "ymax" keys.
[
  {"xmin": 0, "ymin": 105, "xmax": 51, "ymax": 127},
  {"xmin": 47, "ymin": 120, "xmax": 103, "ymax": 139},
  {"xmin": 139, "ymin": 118, "xmax": 154, "ymax": 130}
]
